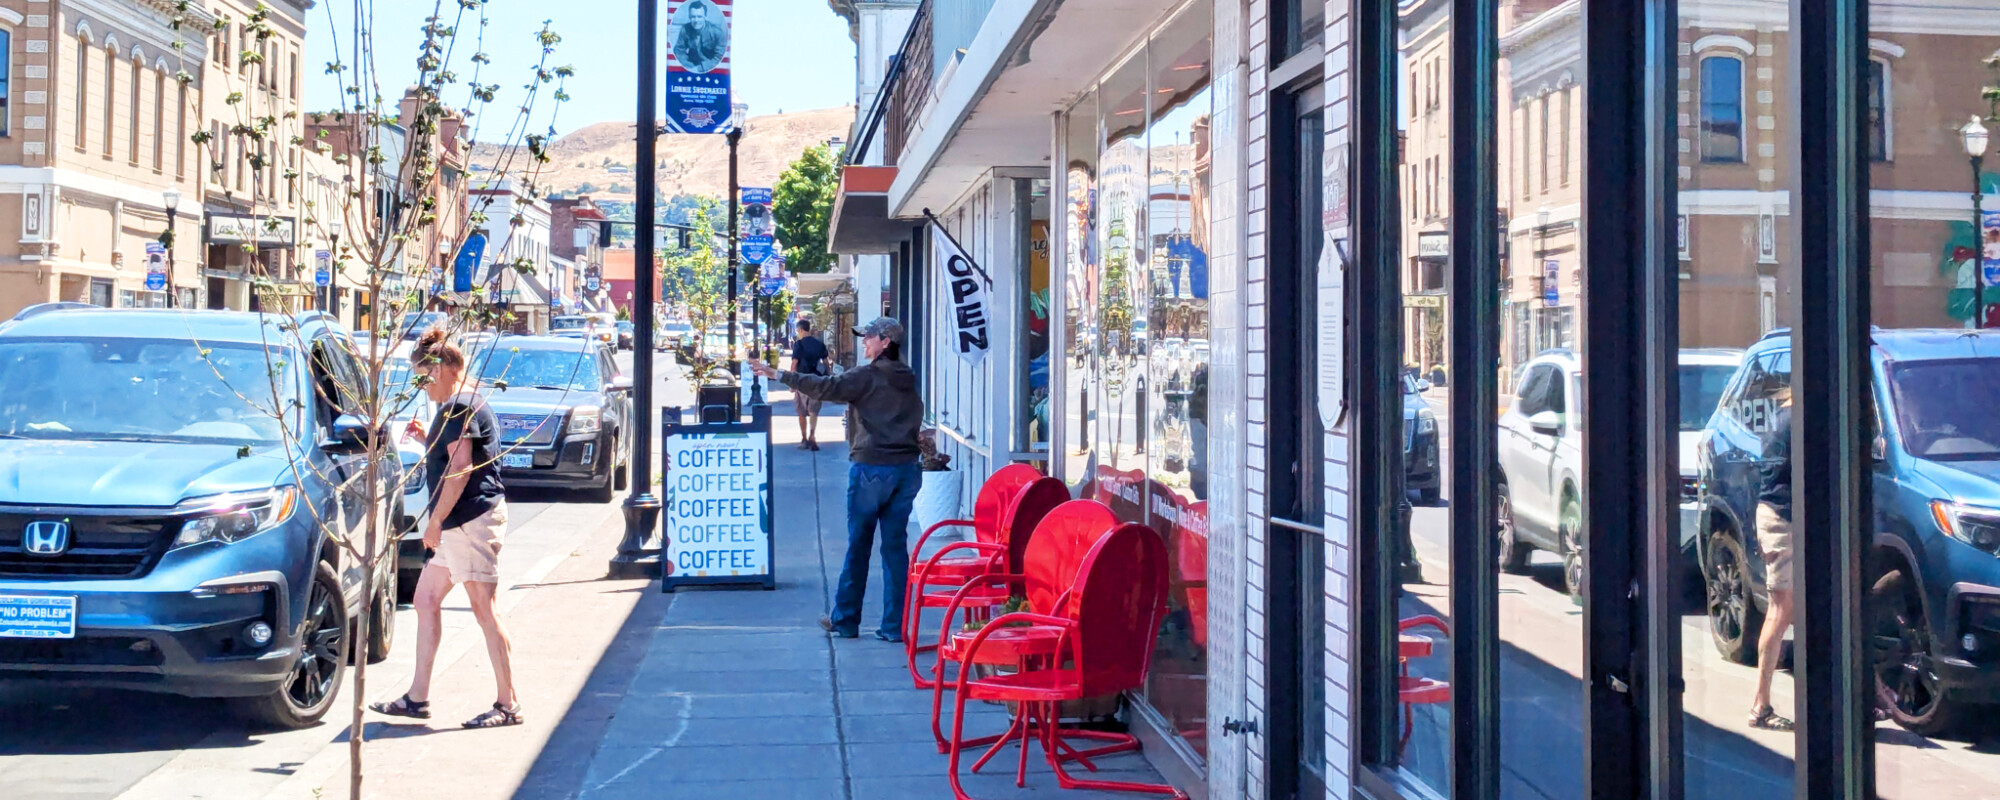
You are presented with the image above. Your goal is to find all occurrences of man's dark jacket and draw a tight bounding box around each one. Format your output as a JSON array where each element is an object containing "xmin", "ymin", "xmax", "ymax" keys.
[{"xmin": 780, "ymin": 359, "xmax": 923, "ymax": 465}]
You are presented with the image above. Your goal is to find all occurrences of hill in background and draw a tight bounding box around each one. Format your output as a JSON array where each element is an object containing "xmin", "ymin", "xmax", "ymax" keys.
[{"xmin": 468, "ymin": 106, "xmax": 855, "ymax": 205}]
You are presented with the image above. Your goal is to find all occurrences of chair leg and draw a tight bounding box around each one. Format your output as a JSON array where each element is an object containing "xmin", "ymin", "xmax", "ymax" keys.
[
  {"xmin": 946, "ymin": 689, "xmax": 981, "ymax": 800},
  {"xmin": 1049, "ymin": 727, "xmax": 1188, "ymax": 799},
  {"xmin": 1014, "ymin": 702, "xmax": 1034, "ymax": 788},
  {"xmin": 930, "ymin": 660, "xmax": 951, "ymax": 752},
  {"xmin": 972, "ymin": 708, "xmax": 1028, "ymax": 774}
]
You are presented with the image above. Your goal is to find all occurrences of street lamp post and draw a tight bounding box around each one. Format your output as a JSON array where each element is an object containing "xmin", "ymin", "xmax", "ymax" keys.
[
  {"xmin": 612, "ymin": 0, "xmax": 664, "ymax": 579},
  {"xmin": 162, "ymin": 188, "xmax": 181, "ymax": 308},
  {"xmin": 1966, "ymin": 116, "xmax": 1990, "ymax": 328},
  {"xmin": 726, "ymin": 110, "xmax": 744, "ymax": 402}
]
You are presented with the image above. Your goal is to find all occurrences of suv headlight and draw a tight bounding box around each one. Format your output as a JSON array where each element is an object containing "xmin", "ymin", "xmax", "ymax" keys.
[
  {"xmin": 569, "ymin": 405, "xmax": 602, "ymax": 435},
  {"xmin": 1416, "ymin": 408, "xmax": 1437, "ymax": 436},
  {"xmin": 1932, "ymin": 501, "xmax": 2000, "ymax": 554},
  {"xmin": 173, "ymin": 487, "xmax": 301, "ymax": 548}
]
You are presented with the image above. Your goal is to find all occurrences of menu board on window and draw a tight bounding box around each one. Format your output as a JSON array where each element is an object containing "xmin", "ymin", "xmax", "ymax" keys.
[{"xmin": 1318, "ymin": 141, "xmax": 1349, "ymax": 426}]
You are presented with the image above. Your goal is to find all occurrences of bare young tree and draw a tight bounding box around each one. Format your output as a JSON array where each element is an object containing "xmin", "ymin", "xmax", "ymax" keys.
[{"xmin": 164, "ymin": 2, "xmax": 573, "ymax": 796}]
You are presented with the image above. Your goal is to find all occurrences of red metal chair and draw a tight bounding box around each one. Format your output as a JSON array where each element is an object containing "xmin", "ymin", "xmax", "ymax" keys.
[
  {"xmin": 944, "ymin": 521, "xmax": 1187, "ymax": 800},
  {"xmin": 1397, "ymin": 615, "xmax": 1451, "ymax": 756},
  {"xmin": 903, "ymin": 464, "xmax": 1047, "ymax": 686},
  {"xmin": 925, "ymin": 498, "xmax": 1118, "ymax": 754}
]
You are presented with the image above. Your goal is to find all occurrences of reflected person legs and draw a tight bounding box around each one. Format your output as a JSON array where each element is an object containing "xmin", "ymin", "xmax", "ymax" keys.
[{"xmin": 1750, "ymin": 502, "xmax": 1796, "ymax": 730}]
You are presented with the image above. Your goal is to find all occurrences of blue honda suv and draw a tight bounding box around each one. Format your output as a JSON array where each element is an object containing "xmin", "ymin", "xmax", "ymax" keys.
[
  {"xmin": 1697, "ymin": 327, "xmax": 2000, "ymax": 735},
  {"xmin": 0, "ymin": 305, "xmax": 402, "ymax": 728}
]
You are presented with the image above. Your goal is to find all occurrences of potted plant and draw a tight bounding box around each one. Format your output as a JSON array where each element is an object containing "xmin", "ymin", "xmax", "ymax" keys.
[{"xmin": 911, "ymin": 427, "xmax": 961, "ymax": 542}]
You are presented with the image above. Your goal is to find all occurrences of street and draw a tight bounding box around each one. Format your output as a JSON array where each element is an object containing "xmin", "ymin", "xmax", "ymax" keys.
[
  {"xmin": 0, "ymin": 351, "xmax": 689, "ymax": 800},
  {"xmin": 1396, "ymin": 390, "xmax": 2000, "ymax": 799}
]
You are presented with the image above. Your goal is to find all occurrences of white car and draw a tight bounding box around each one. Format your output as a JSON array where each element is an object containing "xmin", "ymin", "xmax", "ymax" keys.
[
  {"xmin": 1495, "ymin": 347, "xmax": 1744, "ymax": 597},
  {"xmin": 379, "ymin": 345, "xmax": 439, "ymax": 602}
]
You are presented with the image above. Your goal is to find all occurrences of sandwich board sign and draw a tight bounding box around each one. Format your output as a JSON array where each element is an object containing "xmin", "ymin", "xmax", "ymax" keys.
[{"xmin": 661, "ymin": 403, "xmax": 775, "ymax": 591}]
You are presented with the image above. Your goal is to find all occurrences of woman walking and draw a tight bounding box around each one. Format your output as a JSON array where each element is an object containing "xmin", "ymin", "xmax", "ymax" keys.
[{"xmin": 372, "ymin": 327, "xmax": 523, "ymax": 728}]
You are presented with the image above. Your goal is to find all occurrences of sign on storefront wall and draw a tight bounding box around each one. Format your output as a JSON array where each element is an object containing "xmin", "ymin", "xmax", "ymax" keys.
[
  {"xmin": 206, "ymin": 214, "xmax": 296, "ymax": 246},
  {"xmin": 1416, "ymin": 231, "xmax": 1449, "ymax": 259},
  {"xmin": 927, "ymin": 216, "xmax": 991, "ymax": 366},
  {"xmin": 662, "ymin": 406, "xmax": 775, "ymax": 591},
  {"xmin": 1319, "ymin": 141, "xmax": 1349, "ymax": 427}
]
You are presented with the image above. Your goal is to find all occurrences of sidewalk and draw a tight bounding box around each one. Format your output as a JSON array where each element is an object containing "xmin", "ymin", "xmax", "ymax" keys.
[{"xmin": 575, "ymin": 397, "xmax": 1174, "ymax": 799}]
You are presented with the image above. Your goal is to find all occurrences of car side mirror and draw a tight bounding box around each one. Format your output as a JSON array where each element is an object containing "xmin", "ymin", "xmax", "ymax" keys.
[
  {"xmin": 1527, "ymin": 410, "xmax": 1564, "ymax": 437},
  {"xmin": 607, "ymin": 375, "xmax": 634, "ymax": 393},
  {"xmin": 1415, "ymin": 378, "xmax": 1433, "ymax": 392},
  {"xmin": 325, "ymin": 414, "xmax": 372, "ymax": 454},
  {"xmin": 1871, "ymin": 435, "xmax": 1887, "ymax": 462}
]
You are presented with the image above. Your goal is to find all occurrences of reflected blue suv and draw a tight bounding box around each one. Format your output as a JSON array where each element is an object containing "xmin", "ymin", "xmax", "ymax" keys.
[
  {"xmin": 0, "ymin": 305, "xmax": 400, "ymax": 728},
  {"xmin": 1697, "ymin": 328, "xmax": 2000, "ymax": 735}
]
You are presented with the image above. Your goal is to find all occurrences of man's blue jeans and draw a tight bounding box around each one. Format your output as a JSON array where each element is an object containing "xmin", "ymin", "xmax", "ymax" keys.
[{"xmin": 831, "ymin": 461, "xmax": 922, "ymax": 637}]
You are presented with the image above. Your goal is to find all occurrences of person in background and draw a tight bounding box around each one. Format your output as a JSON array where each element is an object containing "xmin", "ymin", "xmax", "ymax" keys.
[
  {"xmin": 1748, "ymin": 386, "xmax": 1795, "ymax": 731},
  {"xmin": 751, "ymin": 317, "xmax": 922, "ymax": 642},
  {"xmin": 790, "ymin": 319, "xmax": 829, "ymax": 451},
  {"xmin": 372, "ymin": 327, "xmax": 522, "ymax": 729}
]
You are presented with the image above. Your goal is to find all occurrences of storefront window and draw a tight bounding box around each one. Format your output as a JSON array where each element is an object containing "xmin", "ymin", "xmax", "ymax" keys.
[
  {"xmin": 1141, "ymin": 1, "xmax": 1212, "ymax": 760},
  {"xmin": 1062, "ymin": 91, "xmax": 1099, "ymax": 491},
  {"xmin": 1867, "ymin": 5, "xmax": 2000, "ymax": 794},
  {"xmin": 1680, "ymin": 2, "xmax": 1799, "ymax": 795},
  {"xmin": 1023, "ymin": 179, "xmax": 1052, "ymax": 454},
  {"xmin": 1093, "ymin": 48, "xmax": 1148, "ymax": 522}
]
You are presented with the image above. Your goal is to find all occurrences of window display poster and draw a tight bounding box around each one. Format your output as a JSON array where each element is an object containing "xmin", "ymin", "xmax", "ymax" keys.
[
  {"xmin": 1319, "ymin": 142, "xmax": 1349, "ymax": 426},
  {"xmin": 665, "ymin": 430, "xmax": 770, "ymax": 579}
]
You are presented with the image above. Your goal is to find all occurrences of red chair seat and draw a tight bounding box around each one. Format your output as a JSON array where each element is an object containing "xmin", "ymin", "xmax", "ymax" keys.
[
  {"xmin": 963, "ymin": 666, "xmax": 1080, "ymax": 702},
  {"xmin": 942, "ymin": 625, "xmax": 1064, "ymax": 665},
  {"xmin": 1399, "ymin": 675, "xmax": 1451, "ymax": 704},
  {"xmin": 1399, "ymin": 634, "xmax": 1434, "ymax": 659},
  {"xmin": 919, "ymin": 555, "xmax": 993, "ymax": 585},
  {"xmin": 922, "ymin": 582, "xmax": 1011, "ymax": 610}
]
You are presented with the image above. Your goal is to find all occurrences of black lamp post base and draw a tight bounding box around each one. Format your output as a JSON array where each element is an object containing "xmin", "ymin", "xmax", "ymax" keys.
[{"xmin": 611, "ymin": 492, "xmax": 664, "ymax": 579}]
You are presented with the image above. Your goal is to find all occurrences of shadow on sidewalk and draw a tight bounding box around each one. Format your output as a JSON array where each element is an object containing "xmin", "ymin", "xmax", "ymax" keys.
[{"xmin": 511, "ymin": 577, "xmax": 673, "ymax": 799}]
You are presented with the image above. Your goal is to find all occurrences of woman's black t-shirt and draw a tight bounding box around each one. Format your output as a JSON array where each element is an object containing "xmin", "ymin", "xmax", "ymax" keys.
[{"xmin": 425, "ymin": 392, "xmax": 506, "ymax": 528}]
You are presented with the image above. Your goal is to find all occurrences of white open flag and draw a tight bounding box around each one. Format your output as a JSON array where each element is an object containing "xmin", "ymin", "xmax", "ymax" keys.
[{"xmin": 930, "ymin": 218, "xmax": 991, "ymax": 365}]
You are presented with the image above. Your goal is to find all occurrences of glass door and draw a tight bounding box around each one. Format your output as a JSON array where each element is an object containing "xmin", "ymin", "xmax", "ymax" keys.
[{"xmin": 1267, "ymin": 80, "xmax": 1326, "ymax": 800}]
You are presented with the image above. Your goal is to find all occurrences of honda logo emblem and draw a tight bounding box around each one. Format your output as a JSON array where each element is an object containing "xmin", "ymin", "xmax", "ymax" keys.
[{"xmin": 23, "ymin": 521, "xmax": 69, "ymax": 556}]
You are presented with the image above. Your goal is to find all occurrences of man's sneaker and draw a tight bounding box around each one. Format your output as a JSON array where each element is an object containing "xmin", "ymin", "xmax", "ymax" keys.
[
  {"xmin": 818, "ymin": 616, "xmax": 857, "ymax": 639},
  {"xmin": 874, "ymin": 629, "xmax": 904, "ymax": 644}
]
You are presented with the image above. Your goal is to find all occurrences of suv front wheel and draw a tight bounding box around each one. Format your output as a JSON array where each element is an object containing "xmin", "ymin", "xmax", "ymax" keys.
[
  {"xmin": 1706, "ymin": 527, "xmax": 1763, "ymax": 665},
  {"xmin": 1871, "ymin": 567, "xmax": 1974, "ymax": 736},
  {"xmin": 233, "ymin": 561, "xmax": 348, "ymax": 729}
]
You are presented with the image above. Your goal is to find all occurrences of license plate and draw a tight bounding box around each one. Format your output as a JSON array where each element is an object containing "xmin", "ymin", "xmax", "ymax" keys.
[
  {"xmin": 501, "ymin": 453, "xmax": 533, "ymax": 469},
  {"xmin": 0, "ymin": 595, "xmax": 76, "ymax": 639}
]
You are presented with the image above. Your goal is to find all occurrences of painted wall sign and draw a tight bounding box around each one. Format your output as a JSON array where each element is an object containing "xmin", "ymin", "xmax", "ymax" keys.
[{"xmin": 665, "ymin": 0, "xmax": 733, "ymax": 134}]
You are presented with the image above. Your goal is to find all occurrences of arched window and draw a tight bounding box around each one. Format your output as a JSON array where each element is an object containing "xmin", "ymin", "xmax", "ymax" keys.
[
  {"xmin": 129, "ymin": 53, "xmax": 142, "ymax": 164},
  {"xmin": 1866, "ymin": 59, "xmax": 1891, "ymax": 162},
  {"xmin": 74, "ymin": 32, "xmax": 88, "ymax": 148},
  {"xmin": 175, "ymin": 81, "xmax": 188, "ymax": 177},
  {"xmin": 102, "ymin": 44, "xmax": 115, "ymax": 157},
  {"xmin": 152, "ymin": 65, "xmax": 166, "ymax": 170},
  {"xmin": 1698, "ymin": 55, "xmax": 1745, "ymax": 163}
]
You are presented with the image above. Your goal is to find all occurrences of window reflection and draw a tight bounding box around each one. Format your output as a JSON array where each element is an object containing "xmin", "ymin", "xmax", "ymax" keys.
[
  {"xmin": 1867, "ymin": 6, "xmax": 2000, "ymax": 795},
  {"xmin": 1063, "ymin": 92, "xmax": 1099, "ymax": 492}
]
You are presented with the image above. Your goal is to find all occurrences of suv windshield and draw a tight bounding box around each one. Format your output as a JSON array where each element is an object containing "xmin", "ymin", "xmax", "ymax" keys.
[
  {"xmin": 1678, "ymin": 364, "xmax": 1736, "ymax": 431},
  {"xmin": 0, "ymin": 338, "xmax": 295, "ymax": 443},
  {"xmin": 1402, "ymin": 375, "xmax": 1420, "ymax": 396},
  {"xmin": 477, "ymin": 347, "xmax": 602, "ymax": 391},
  {"xmin": 550, "ymin": 316, "xmax": 587, "ymax": 332},
  {"xmin": 400, "ymin": 311, "xmax": 446, "ymax": 342},
  {"xmin": 1890, "ymin": 358, "xmax": 2000, "ymax": 460}
]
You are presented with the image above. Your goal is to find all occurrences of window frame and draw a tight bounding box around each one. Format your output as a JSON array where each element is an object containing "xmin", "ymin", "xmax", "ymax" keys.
[
  {"xmin": 1866, "ymin": 57, "xmax": 1891, "ymax": 162},
  {"xmin": 1698, "ymin": 54, "xmax": 1747, "ymax": 164},
  {"xmin": 74, "ymin": 31, "xmax": 89, "ymax": 150}
]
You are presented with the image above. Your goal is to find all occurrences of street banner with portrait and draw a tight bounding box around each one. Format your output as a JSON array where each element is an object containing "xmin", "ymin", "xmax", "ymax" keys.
[
  {"xmin": 740, "ymin": 187, "xmax": 774, "ymax": 263},
  {"xmin": 666, "ymin": 0, "xmax": 733, "ymax": 134}
]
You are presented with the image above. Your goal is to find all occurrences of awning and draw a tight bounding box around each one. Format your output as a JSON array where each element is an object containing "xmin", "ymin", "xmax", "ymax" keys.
[
  {"xmin": 827, "ymin": 165, "xmax": 907, "ymax": 254},
  {"xmin": 497, "ymin": 271, "xmax": 550, "ymax": 307}
]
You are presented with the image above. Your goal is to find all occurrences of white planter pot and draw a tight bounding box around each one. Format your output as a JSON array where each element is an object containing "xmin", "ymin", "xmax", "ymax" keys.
[{"xmin": 912, "ymin": 469, "xmax": 964, "ymax": 543}]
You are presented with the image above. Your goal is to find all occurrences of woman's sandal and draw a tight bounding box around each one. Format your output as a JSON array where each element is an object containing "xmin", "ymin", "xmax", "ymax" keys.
[
  {"xmin": 463, "ymin": 702, "xmax": 525, "ymax": 729},
  {"xmin": 369, "ymin": 693, "xmax": 431, "ymax": 719},
  {"xmin": 1748, "ymin": 705, "xmax": 1795, "ymax": 731}
]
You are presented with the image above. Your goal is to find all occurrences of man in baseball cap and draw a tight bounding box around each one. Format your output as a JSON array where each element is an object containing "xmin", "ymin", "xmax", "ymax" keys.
[{"xmin": 752, "ymin": 316, "xmax": 924, "ymax": 641}]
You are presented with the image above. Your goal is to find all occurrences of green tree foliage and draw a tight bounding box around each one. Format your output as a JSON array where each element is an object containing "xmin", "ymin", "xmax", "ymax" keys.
[
  {"xmin": 773, "ymin": 143, "xmax": 839, "ymax": 274},
  {"xmin": 662, "ymin": 198, "xmax": 734, "ymax": 382}
]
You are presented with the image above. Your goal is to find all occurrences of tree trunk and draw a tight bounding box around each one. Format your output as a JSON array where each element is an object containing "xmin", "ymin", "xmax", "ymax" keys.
[{"xmin": 350, "ymin": 449, "xmax": 383, "ymax": 800}]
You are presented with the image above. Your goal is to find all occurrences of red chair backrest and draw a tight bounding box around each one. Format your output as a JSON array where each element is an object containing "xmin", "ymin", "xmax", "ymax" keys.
[
  {"xmin": 1019, "ymin": 500, "xmax": 1119, "ymax": 617},
  {"xmin": 1072, "ymin": 522, "xmax": 1170, "ymax": 698},
  {"xmin": 970, "ymin": 464, "xmax": 1044, "ymax": 544},
  {"xmin": 1002, "ymin": 478, "xmax": 1071, "ymax": 575}
]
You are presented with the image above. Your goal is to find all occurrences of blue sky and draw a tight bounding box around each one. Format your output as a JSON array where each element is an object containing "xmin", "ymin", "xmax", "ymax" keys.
[{"xmin": 303, "ymin": 0, "xmax": 857, "ymax": 138}]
